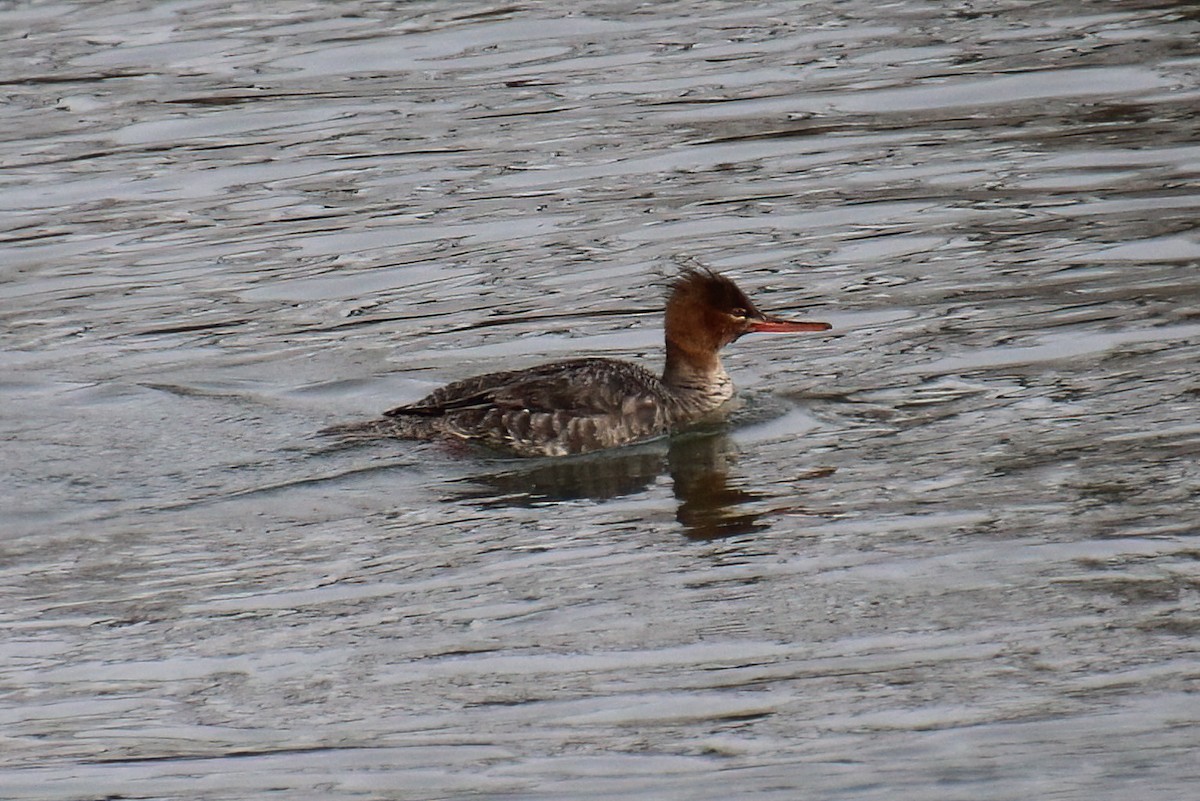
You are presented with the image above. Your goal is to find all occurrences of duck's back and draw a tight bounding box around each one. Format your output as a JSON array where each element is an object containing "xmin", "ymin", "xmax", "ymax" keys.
[{"xmin": 384, "ymin": 358, "xmax": 677, "ymax": 456}]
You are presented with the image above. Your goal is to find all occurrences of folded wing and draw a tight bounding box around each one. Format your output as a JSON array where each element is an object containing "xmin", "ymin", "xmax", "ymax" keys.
[{"xmin": 385, "ymin": 358, "xmax": 671, "ymax": 456}]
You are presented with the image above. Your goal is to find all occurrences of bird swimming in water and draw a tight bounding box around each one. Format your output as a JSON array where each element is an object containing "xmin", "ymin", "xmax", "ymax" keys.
[{"xmin": 325, "ymin": 269, "xmax": 830, "ymax": 457}]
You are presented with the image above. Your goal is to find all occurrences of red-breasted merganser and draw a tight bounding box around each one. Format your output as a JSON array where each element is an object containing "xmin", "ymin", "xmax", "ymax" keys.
[{"xmin": 327, "ymin": 269, "xmax": 830, "ymax": 457}]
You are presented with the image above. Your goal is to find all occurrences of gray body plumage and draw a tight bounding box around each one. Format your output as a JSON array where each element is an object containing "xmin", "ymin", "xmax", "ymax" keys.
[{"xmin": 333, "ymin": 357, "xmax": 730, "ymax": 457}]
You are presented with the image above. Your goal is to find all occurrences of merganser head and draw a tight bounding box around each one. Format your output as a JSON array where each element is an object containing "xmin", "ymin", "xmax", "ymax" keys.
[{"xmin": 664, "ymin": 269, "xmax": 831, "ymax": 358}]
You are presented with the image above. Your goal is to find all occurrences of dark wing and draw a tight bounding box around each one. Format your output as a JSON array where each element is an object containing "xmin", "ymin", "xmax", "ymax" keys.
[
  {"xmin": 383, "ymin": 358, "xmax": 671, "ymax": 456},
  {"xmin": 385, "ymin": 358, "xmax": 656, "ymax": 418}
]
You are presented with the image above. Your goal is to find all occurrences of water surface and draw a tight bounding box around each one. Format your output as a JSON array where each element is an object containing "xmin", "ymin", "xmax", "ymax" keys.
[{"xmin": 2, "ymin": 1, "xmax": 1198, "ymax": 799}]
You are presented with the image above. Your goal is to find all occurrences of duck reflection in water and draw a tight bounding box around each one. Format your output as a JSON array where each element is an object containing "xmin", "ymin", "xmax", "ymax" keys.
[{"xmin": 447, "ymin": 426, "xmax": 772, "ymax": 540}]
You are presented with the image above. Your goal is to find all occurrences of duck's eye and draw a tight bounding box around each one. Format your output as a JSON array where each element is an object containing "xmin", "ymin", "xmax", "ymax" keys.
[{"xmin": 729, "ymin": 307, "xmax": 749, "ymax": 319}]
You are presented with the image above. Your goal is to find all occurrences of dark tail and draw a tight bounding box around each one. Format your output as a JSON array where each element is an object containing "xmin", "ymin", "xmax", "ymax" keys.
[{"xmin": 318, "ymin": 416, "xmax": 439, "ymax": 442}]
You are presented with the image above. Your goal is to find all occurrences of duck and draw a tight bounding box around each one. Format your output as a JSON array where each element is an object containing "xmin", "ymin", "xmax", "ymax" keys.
[{"xmin": 326, "ymin": 269, "xmax": 830, "ymax": 456}]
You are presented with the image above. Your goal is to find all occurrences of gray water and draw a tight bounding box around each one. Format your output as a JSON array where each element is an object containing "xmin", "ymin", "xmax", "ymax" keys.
[{"xmin": 2, "ymin": 1, "xmax": 1199, "ymax": 799}]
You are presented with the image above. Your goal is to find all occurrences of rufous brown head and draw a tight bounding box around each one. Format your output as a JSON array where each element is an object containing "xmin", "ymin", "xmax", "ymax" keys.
[{"xmin": 665, "ymin": 269, "xmax": 830, "ymax": 356}]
